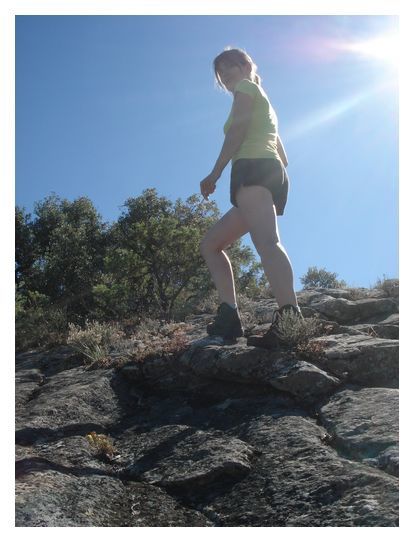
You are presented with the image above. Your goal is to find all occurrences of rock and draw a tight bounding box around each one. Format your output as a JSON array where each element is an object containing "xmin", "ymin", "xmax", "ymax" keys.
[
  {"xmin": 15, "ymin": 435, "xmax": 115, "ymax": 472},
  {"xmin": 310, "ymin": 297, "xmax": 398, "ymax": 324},
  {"xmin": 379, "ymin": 313, "xmax": 399, "ymax": 325},
  {"xmin": 363, "ymin": 445, "xmax": 399, "ymax": 477},
  {"xmin": 121, "ymin": 425, "xmax": 255, "ymax": 490},
  {"xmin": 15, "ymin": 469, "xmax": 211, "ymax": 527},
  {"xmin": 125, "ymin": 481, "xmax": 213, "ymax": 526},
  {"xmin": 310, "ymin": 333, "xmax": 398, "ymax": 387},
  {"xmin": 15, "ymin": 470, "xmax": 132, "ymax": 527},
  {"xmin": 379, "ymin": 279, "xmax": 399, "ymax": 298},
  {"xmin": 268, "ymin": 358, "xmax": 340, "ymax": 404},
  {"xmin": 351, "ymin": 323, "xmax": 399, "ymax": 340},
  {"xmin": 16, "ymin": 364, "xmax": 128, "ymax": 445},
  {"xmin": 137, "ymin": 343, "xmax": 340, "ymax": 405},
  {"xmin": 15, "ymin": 366, "xmax": 44, "ymax": 411},
  {"xmin": 195, "ymin": 414, "xmax": 398, "ymax": 526},
  {"xmin": 128, "ymin": 331, "xmax": 397, "ymax": 395},
  {"xmin": 15, "ymin": 282, "xmax": 399, "ymax": 526},
  {"xmin": 318, "ymin": 388, "xmax": 399, "ymax": 476},
  {"xmin": 298, "ymin": 288, "xmax": 353, "ymax": 302}
]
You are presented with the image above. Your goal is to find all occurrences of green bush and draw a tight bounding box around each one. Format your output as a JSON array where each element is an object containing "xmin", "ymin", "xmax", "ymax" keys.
[
  {"xmin": 275, "ymin": 309, "xmax": 322, "ymax": 348},
  {"xmin": 15, "ymin": 289, "xmax": 68, "ymax": 352},
  {"xmin": 300, "ymin": 266, "xmax": 347, "ymax": 289}
]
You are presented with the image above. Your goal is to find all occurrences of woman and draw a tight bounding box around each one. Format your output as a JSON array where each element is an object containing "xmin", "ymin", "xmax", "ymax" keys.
[{"xmin": 199, "ymin": 47, "xmax": 303, "ymax": 348}]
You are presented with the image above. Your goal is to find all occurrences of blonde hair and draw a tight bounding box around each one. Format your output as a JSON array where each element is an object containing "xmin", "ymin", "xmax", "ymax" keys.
[{"xmin": 213, "ymin": 47, "xmax": 262, "ymax": 92}]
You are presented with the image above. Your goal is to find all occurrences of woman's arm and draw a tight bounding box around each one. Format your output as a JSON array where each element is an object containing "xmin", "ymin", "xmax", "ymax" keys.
[
  {"xmin": 211, "ymin": 91, "xmax": 254, "ymax": 178},
  {"xmin": 276, "ymin": 134, "xmax": 288, "ymax": 167},
  {"xmin": 211, "ymin": 124, "xmax": 247, "ymax": 178}
]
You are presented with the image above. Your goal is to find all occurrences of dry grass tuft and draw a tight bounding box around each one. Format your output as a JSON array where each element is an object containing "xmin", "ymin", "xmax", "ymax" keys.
[
  {"xmin": 67, "ymin": 319, "xmax": 192, "ymax": 369},
  {"xmin": 67, "ymin": 320, "xmax": 125, "ymax": 366},
  {"xmin": 86, "ymin": 431, "xmax": 118, "ymax": 461},
  {"xmin": 296, "ymin": 339, "xmax": 329, "ymax": 363}
]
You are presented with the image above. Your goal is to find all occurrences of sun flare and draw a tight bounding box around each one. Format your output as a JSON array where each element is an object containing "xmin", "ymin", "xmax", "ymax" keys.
[{"xmin": 339, "ymin": 32, "xmax": 399, "ymax": 66}]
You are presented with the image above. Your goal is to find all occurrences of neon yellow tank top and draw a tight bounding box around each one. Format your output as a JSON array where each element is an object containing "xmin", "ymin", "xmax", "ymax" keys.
[{"xmin": 223, "ymin": 79, "xmax": 280, "ymax": 164}]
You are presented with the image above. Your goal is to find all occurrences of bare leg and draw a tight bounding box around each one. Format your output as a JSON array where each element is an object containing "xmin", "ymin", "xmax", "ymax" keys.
[
  {"xmin": 200, "ymin": 206, "xmax": 249, "ymax": 306},
  {"xmin": 235, "ymin": 185, "xmax": 298, "ymax": 308}
]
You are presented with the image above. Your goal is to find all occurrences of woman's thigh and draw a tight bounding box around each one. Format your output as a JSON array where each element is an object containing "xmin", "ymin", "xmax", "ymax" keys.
[
  {"xmin": 200, "ymin": 205, "xmax": 250, "ymax": 253},
  {"xmin": 235, "ymin": 185, "xmax": 281, "ymax": 251}
]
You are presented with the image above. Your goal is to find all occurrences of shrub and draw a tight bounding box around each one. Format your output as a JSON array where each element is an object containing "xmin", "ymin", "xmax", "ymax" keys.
[
  {"xmin": 128, "ymin": 320, "xmax": 192, "ymax": 364},
  {"xmin": 67, "ymin": 318, "xmax": 192, "ymax": 369},
  {"xmin": 373, "ymin": 275, "xmax": 399, "ymax": 297},
  {"xmin": 275, "ymin": 309, "xmax": 323, "ymax": 348},
  {"xmin": 226, "ymin": 293, "xmax": 258, "ymax": 329},
  {"xmin": 296, "ymin": 339, "xmax": 329, "ymax": 363},
  {"xmin": 16, "ymin": 290, "xmax": 68, "ymax": 352},
  {"xmin": 347, "ymin": 287, "xmax": 365, "ymax": 300},
  {"xmin": 67, "ymin": 320, "xmax": 126, "ymax": 366},
  {"xmin": 300, "ymin": 266, "xmax": 347, "ymax": 289}
]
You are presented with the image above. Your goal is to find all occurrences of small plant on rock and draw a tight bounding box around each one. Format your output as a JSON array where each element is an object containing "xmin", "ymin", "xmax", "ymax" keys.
[
  {"xmin": 275, "ymin": 310, "xmax": 323, "ymax": 349},
  {"xmin": 347, "ymin": 287, "xmax": 365, "ymax": 301},
  {"xmin": 129, "ymin": 321, "xmax": 192, "ymax": 364},
  {"xmin": 86, "ymin": 431, "xmax": 117, "ymax": 461},
  {"xmin": 67, "ymin": 320, "xmax": 126, "ymax": 366},
  {"xmin": 373, "ymin": 275, "xmax": 399, "ymax": 297},
  {"xmin": 296, "ymin": 339, "xmax": 329, "ymax": 363}
]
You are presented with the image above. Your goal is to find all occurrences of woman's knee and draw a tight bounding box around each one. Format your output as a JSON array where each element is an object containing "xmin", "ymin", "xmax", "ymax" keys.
[
  {"xmin": 199, "ymin": 235, "xmax": 220, "ymax": 259},
  {"xmin": 200, "ymin": 207, "xmax": 249, "ymax": 259}
]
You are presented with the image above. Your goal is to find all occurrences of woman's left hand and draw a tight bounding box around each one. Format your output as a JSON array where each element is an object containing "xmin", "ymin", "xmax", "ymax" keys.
[{"xmin": 200, "ymin": 172, "xmax": 220, "ymax": 200}]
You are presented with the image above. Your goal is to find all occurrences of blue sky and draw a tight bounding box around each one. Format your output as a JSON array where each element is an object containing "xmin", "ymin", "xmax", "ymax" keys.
[{"xmin": 15, "ymin": 14, "xmax": 399, "ymax": 291}]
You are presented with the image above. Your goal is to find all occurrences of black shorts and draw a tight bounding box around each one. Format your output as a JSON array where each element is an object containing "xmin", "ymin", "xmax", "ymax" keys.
[{"xmin": 230, "ymin": 158, "xmax": 289, "ymax": 215}]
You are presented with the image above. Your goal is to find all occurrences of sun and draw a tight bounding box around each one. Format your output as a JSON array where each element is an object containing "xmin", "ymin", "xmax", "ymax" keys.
[{"xmin": 339, "ymin": 32, "xmax": 399, "ymax": 67}]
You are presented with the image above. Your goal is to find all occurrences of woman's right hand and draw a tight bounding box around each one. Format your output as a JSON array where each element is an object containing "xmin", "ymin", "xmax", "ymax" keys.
[{"xmin": 200, "ymin": 172, "xmax": 220, "ymax": 200}]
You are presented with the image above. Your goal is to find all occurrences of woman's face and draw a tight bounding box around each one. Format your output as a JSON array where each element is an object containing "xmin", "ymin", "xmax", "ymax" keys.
[{"xmin": 217, "ymin": 62, "xmax": 251, "ymax": 93}]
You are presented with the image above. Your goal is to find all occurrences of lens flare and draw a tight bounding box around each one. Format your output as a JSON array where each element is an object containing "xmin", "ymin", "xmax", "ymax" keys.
[
  {"xmin": 284, "ymin": 80, "xmax": 394, "ymax": 142},
  {"xmin": 338, "ymin": 32, "xmax": 399, "ymax": 66}
]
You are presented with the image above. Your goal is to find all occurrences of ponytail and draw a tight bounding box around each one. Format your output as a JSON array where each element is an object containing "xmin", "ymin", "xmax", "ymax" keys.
[{"xmin": 253, "ymin": 72, "xmax": 262, "ymax": 86}]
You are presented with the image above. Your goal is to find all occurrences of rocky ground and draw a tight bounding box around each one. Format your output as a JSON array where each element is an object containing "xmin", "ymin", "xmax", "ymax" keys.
[{"xmin": 15, "ymin": 281, "xmax": 399, "ymax": 526}]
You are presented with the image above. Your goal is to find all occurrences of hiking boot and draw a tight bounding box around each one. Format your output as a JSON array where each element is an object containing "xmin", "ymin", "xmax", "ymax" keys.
[
  {"xmin": 246, "ymin": 304, "xmax": 304, "ymax": 349},
  {"xmin": 206, "ymin": 302, "xmax": 244, "ymax": 340}
]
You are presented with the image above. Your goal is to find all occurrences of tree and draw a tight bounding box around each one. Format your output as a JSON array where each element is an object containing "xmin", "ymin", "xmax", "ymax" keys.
[
  {"xmin": 98, "ymin": 188, "xmax": 262, "ymax": 321},
  {"xmin": 15, "ymin": 189, "xmax": 265, "ymax": 349},
  {"xmin": 15, "ymin": 206, "xmax": 35, "ymax": 287},
  {"xmin": 300, "ymin": 266, "xmax": 347, "ymax": 289},
  {"xmin": 18, "ymin": 193, "xmax": 107, "ymax": 320}
]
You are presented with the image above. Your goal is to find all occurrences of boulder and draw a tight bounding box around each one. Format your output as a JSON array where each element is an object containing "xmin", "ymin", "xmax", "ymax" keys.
[
  {"xmin": 310, "ymin": 297, "xmax": 398, "ymax": 324},
  {"xmin": 120, "ymin": 424, "xmax": 255, "ymax": 490},
  {"xmin": 310, "ymin": 333, "xmax": 398, "ymax": 387},
  {"xmin": 318, "ymin": 388, "xmax": 399, "ymax": 476},
  {"xmin": 193, "ymin": 413, "xmax": 398, "ymax": 526},
  {"xmin": 15, "ymin": 468, "xmax": 211, "ymax": 527},
  {"xmin": 267, "ymin": 358, "xmax": 340, "ymax": 404},
  {"xmin": 16, "ymin": 364, "xmax": 129, "ymax": 445}
]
